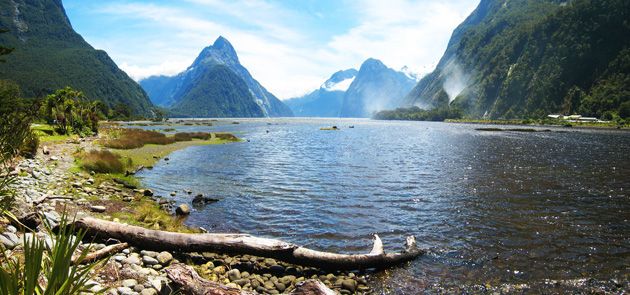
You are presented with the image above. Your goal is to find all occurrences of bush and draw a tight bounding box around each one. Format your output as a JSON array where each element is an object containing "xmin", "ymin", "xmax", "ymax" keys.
[
  {"xmin": 19, "ymin": 132, "xmax": 39, "ymax": 159},
  {"xmin": 80, "ymin": 150, "xmax": 125, "ymax": 173}
]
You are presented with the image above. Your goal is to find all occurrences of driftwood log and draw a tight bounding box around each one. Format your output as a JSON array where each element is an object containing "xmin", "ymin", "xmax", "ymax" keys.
[
  {"xmin": 72, "ymin": 242, "xmax": 128, "ymax": 265},
  {"xmin": 74, "ymin": 217, "xmax": 423, "ymax": 270},
  {"xmin": 165, "ymin": 263, "xmax": 336, "ymax": 295}
]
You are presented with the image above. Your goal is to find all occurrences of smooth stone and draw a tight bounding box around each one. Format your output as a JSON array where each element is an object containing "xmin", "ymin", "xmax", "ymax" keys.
[
  {"xmin": 140, "ymin": 250, "xmax": 159, "ymax": 258},
  {"xmin": 175, "ymin": 204, "xmax": 190, "ymax": 215},
  {"xmin": 90, "ymin": 205, "xmax": 106, "ymax": 213},
  {"xmin": 124, "ymin": 256, "xmax": 141, "ymax": 265},
  {"xmin": 133, "ymin": 284, "xmax": 145, "ymax": 292},
  {"xmin": 225, "ymin": 283, "xmax": 239, "ymax": 289},
  {"xmin": 122, "ymin": 279, "xmax": 138, "ymax": 288},
  {"xmin": 274, "ymin": 282, "xmax": 286, "ymax": 292},
  {"xmin": 0, "ymin": 234, "xmax": 16, "ymax": 249},
  {"xmin": 268, "ymin": 265, "xmax": 285, "ymax": 275},
  {"xmin": 341, "ymin": 279, "xmax": 357, "ymax": 292},
  {"xmin": 227, "ymin": 269, "xmax": 241, "ymax": 281},
  {"xmin": 156, "ymin": 251, "xmax": 173, "ymax": 265},
  {"xmin": 213, "ymin": 265, "xmax": 226, "ymax": 275},
  {"xmin": 6, "ymin": 225, "xmax": 16, "ymax": 233},
  {"xmin": 142, "ymin": 256, "xmax": 159, "ymax": 265},
  {"xmin": 140, "ymin": 289, "xmax": 157, "ymax": 295},
  {"xmin": 116, "ymin": 286, "xmax": 133, "ymax": 295}
]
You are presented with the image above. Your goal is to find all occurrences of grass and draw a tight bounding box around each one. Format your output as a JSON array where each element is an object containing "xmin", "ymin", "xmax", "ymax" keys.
[
  {"xmin": 110, "ymin": 200, "xmax": 198, "ymax": 233},
  {"xmin": 102, "ymin": 128, "xmax": 176, "ymax": 149},
  {"xmin": 77, "ymin": 150, "xmax": 126, "ymax": 174},
  {"xmin": 31, "ymin": 124, "xmax": 73, "ymax": 143}
]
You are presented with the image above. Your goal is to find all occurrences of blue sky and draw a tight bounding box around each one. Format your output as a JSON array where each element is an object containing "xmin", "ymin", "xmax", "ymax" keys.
[{"xmin": 64, "ymin": 0, "xmax": 478, "ymax": 99}]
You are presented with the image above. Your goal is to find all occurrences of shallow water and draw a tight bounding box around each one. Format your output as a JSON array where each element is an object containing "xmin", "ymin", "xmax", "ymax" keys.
[{"xmin": 136, "ymin": 118, "xmax": 630, "ymax": 292}]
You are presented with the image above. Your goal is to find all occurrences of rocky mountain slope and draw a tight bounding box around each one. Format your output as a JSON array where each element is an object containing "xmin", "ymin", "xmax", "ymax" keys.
[{"xmin": 140, "ymin": 37, "xmax": 293, "ymax": 118}]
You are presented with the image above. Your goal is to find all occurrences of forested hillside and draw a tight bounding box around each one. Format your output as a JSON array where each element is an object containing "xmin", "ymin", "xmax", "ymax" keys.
[
  {"xmin": 0, "ymin": 0, "xmax": 154, "ymax": 116},
  {"xmin": 405, "ymin": 0, "xmax": 630, "ymax": 120}
]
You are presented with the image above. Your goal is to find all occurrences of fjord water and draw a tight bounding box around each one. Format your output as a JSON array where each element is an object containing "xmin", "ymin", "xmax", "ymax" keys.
[{"xmin": 136, "ymin": 119, "xmax": 629, "ymax": 292}]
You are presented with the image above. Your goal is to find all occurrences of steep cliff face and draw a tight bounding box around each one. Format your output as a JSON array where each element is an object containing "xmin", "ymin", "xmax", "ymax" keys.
[
  {"xmin": 340, "ymin": 58, "xmax": 416, "ymax": 118},
  {"xmin": 0, "ymin": 0, "xmax": 154, "ymax": 116},
  {"xmin": 140, "ymin": 36, "xmax": 293, "ymax": 118},
  {"xmin": 285, "ymin": 69, "xmax": 357, "ymax": 117},
  {"xmin": 405, "ymin": 0, "xmax": 630, "ymax": 119}
]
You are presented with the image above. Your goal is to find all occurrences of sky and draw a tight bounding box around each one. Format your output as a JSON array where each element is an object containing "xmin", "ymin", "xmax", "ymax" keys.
[{"xmin": 63, "ymin": 0, "xmax": 479, "ymax": 99}]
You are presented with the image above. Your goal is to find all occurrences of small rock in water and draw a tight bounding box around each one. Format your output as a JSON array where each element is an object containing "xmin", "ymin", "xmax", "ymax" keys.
[
  {"xmin": 175, "ymin": 204, "xmax": 190, "ymax": 215},
  {"xmin": 89, "ymin": 205, "xmax": 106, "ymax": 213},
  {"xmin": 143, "ymin": 189, "xmax": 154, "ymax": 197}
]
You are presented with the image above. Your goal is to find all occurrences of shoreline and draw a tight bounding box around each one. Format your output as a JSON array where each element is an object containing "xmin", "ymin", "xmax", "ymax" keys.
[
  {"xmin": 444, "ymin": 118, "xmax": 630, "ymax": 131},
  {"xmin": 1, "ymin": 126, "xmax": 374, "ymax": 294}
]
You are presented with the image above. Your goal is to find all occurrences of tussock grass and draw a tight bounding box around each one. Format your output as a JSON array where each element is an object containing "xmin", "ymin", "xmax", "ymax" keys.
[
  {"xmin": 103, "ymin": 128, "xmax": 176, "ymax": 149},
  {"xmin": 214, "ymin": 133, "xmax": 239, "ymax": 141},
  {"xmin": 102, "ymin": 128, "xmax": 218, "ymax": 149},
  {"xmin": 79, "ymin": 150, "xmax": 125, "ymax": 174}
]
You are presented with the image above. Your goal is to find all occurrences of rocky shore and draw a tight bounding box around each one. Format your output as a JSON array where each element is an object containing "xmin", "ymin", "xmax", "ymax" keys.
[{"xmin": 0, "ymin": 137, "xmax": 373, "ymax": 294}]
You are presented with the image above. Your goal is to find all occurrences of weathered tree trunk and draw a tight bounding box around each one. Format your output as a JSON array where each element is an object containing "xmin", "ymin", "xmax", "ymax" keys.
[
  {"xmin": 72, "ymin": 242, "xmax": 128, "ymax": 265},
  {"xmin": 74, "ymin": 217, "xmax": 423, "ymax": 270},
  {"xmin": 165, "ymin": 264, "xmax": 336, "ymax": 295}
]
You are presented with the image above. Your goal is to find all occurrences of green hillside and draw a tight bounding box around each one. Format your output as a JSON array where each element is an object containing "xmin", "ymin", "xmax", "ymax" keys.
[
  {"xmin": 0, "ymin": 0, "xmax": 153, "ymax": 116},
  {"xmin": 405, "ymin": 0, "xmax": 630, "ymax": 120}
]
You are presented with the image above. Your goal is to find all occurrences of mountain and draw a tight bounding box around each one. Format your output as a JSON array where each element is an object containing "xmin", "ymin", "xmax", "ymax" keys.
[
  {"xmin": 405, "ymin": 0, "xmax": 630, "ymax": 119},
  {"xmin": 0, "ymin": 0, "xmax": 153, "ymax": 116},
  {"xmin": 285, "ymin": 69, "xmax": 357, "ymax": 117},
  {"xmin": 140, "ymin": 36, "xmax": 293, "ymax": 118},
  {"xmin": 339, "ymin": 58, "xmax": 417, "ymax": 117}
]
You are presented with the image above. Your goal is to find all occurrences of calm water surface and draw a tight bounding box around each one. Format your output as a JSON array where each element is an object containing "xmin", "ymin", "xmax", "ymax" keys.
[{"xmin": 136, "ymin": 118, "xmax": 630, "ymax": 292}]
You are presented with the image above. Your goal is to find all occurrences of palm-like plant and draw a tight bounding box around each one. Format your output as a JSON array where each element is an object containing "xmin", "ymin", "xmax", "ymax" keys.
[{"xmin": 0, "ymin": 214, "xmax": 102, "ymax": 295}]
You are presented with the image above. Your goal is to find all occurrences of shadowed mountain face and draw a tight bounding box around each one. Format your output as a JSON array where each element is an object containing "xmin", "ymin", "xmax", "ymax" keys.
[
  {"xmin": 285, "ymin": 69, "xmax": 357, "ymax": 117},
  {"xmin": 0, "ymin": 0, "xmax": 154, "ymax": 116},
  {"xmin": 339, "ymin": 58, "xmax": 416, "ymax": 118},
  {"xmin": 140, "ymin": 36, "xmax": 293, "ymax": 118},
  {"xmin": 405, "ymin": 0, "xmax": 630, "ymax": 119}
]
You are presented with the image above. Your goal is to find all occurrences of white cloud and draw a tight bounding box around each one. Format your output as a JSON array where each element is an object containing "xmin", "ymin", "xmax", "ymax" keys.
[{"xmin": 82, "ymin": 0, "xmax": 478, "ymax": 99}]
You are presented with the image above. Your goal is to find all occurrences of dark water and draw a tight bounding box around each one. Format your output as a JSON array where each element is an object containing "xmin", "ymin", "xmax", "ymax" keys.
[{"xmin": 136, "ymin": 118, "xmax": 630, "ymax": 292}]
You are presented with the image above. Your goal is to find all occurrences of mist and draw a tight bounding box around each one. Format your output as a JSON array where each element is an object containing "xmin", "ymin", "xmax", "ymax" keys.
[{"xmin": 442, "ymin": 61, "xmax": 470, "ymax": 103}]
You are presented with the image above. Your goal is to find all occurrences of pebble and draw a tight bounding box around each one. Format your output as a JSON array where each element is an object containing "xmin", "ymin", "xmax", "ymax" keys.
[
  {"xmin": 122, "ymin": 279, "xmax": 137, "ymax": 288},
  {"xmin": 156, "ymin": 251, "xmax": 173, "ymax": 265},
  {"xmin": 142, "ymin": 255, "xmax": 159, "ymax": 266},
  {"xmin": 90, "ymin": 205, "xmax": 106, "ymax": 213}
]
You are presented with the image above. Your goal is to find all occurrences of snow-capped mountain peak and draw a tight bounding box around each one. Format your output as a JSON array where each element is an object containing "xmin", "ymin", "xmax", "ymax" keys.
[
  {"xmin": 322, "ymin": 76, "xmax": 355, "ymax": 92},
  {"xmin": 400, "ymin": 66, "xmax": 420, "ymax": 81}
]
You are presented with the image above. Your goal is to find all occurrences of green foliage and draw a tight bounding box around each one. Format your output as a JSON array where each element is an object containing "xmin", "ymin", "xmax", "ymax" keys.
[
  {"xmin": 0, "ymin": 29, "xmax": 12, "ymax": 63},
  {"xmin": 19, "ymin": 132, "xmax": 39, "ymax": 159},
  {"xmin": 42, "ymin": 87, "xmax": 104, "ymax": 136},
  {"xmin": 0, "ymin": 215, "xmax": 101, "ymax": 295},
  {"xmin": 374, "ymin": 106, "xmax": 464, "ymax": 121},
  {"xmin": 0, "ymin": 80, "xmax": 38, "ymax": 210},
  {"xmin": 408, "ymin": 0, "xmax": 630, "ymax": 119}
]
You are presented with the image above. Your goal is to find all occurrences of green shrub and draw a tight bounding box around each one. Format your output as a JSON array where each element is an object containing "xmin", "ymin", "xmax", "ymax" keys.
[
  {"xmin": 19, "ymin": 132, "xmax": 39, "ymax": 159},
  {"xmin": 0, "ymin": 214, "xmax": 101, "ymax": 294}
]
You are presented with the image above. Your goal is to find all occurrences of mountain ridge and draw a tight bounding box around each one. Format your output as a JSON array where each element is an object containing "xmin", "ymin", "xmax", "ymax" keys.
[
  {"xmin": 0, "ymin": 0, "xmax": 154, "ymax": 116},
  {"xmin": 141, "ymin": 36, "xmax": 293, "ymax": 118}
]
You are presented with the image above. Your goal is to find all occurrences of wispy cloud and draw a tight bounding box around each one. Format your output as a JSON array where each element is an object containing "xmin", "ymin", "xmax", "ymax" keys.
[{"xmin": 65, "ymin": 0, "xmax": 478, "ymax": 99}]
